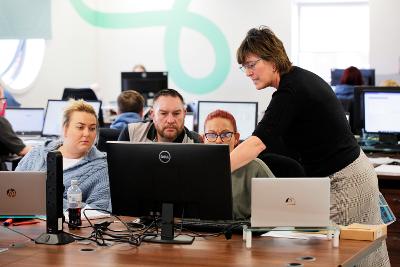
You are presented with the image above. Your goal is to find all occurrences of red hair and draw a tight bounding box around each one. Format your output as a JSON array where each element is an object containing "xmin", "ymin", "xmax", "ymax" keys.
[
  {"xmin": 340, "ymin": 66, "xmax": 363, "ymax": 85},
  {"xmin": 204, "ymin": 109, "xmax": 237, "ymax": 132}
]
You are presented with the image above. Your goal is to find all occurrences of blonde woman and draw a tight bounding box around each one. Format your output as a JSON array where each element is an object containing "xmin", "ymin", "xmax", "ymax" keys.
[{"xmin": 16, "ymin": 99, "xmax": 110, "ymax": 210}]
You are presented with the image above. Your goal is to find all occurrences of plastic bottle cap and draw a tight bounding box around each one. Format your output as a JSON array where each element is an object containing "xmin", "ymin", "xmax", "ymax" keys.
[{"xmin": 71, "ymin": 180, "xmax": 78, "ymax": 185}]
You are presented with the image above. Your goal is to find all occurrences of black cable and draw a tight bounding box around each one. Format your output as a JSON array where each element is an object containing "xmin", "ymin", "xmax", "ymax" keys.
[{"xmin": 1, "ymin": 225, "xmax": 35, "ymax": 242}]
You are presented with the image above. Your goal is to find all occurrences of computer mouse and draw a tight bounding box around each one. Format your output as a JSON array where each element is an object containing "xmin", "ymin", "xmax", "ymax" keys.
[{"xmin": 388, "ymin": 161, "xmax": 400, "ymax": 165}]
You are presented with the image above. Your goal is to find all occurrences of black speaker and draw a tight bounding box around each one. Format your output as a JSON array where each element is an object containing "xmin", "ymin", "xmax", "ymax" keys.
[{"xmin": 35, "ymin": 150, "xmax": 74, "ymax": 245}]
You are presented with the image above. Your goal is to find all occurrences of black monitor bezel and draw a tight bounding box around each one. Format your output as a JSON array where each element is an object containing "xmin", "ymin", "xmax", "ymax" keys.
[
  {"xmin": 354, "ymin": 86, "xmax": 400, "ymax": 135},
  {"xmin": 121, "ymin": 71, "xmax": 168, "ymax": 95},
  {"xmin": 107, "ymin": 142, "xmax": 233, "ymax": 221}
]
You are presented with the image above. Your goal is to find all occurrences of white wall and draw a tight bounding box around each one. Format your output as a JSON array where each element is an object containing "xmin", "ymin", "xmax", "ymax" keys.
[
  {"xmin": 14, "ymin": 0, "xmax": 400, "ymax": 113},
  {"xmin": 370, "ymin": 0, "xmax": 400, "ymax": 84}
]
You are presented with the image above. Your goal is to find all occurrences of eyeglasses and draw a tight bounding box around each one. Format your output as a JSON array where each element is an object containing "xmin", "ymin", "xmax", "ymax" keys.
[
  {"xmin": 239, "ymin": 58, "xmax": 262, "ymax": 72},
  {"xmin": 204, "ymin": 132, "xmax": 234, "ymax": 142}
]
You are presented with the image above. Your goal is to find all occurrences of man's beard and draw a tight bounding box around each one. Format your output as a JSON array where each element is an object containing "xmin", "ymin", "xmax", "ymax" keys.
[{"xmin": 158, "ymin": 124, "xmax": 183, "ymax": 142}]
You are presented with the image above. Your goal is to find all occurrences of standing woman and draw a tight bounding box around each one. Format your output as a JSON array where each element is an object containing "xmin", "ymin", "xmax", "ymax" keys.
[{"xmin": 231, "ymin": 26, "xmax": 389, "ymax": 267}]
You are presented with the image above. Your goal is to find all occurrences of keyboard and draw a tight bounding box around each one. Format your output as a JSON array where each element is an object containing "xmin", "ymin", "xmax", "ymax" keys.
[
  {"xmin": 361, "ymin": 144, "xmax": 400, "ymax": 153},
  {"xmin": 176, "ymin": 219, "xmax": 249, "ymax": 234}
]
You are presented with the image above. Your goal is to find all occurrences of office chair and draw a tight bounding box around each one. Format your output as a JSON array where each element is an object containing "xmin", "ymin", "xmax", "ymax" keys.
[
  {"xmin": 62, "ymin": 88, "xmax": 98, "ymax": 101},
  {"xmin": 258, "ymin": 153, "xmax": 306, "ymax": 177},
  {"xmin": 61, "ymin": 88, "xmax": 104, "ymax": 127},
  {"xmin": 97, "ymin": 128, "xmax": 121, "ymax": 153}
]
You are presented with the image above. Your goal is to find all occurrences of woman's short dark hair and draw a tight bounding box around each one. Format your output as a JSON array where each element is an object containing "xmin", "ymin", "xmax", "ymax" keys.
[{"xmin": 237, "ymin": 26, "xmax": 292, "ymax": 75}]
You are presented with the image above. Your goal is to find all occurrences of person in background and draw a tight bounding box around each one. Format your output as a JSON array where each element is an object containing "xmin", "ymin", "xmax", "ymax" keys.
[
  {"xmin": 132, "ymin": 64, "xmax": 146, "ymax": 72},
  {"xmin": 3, "ymin": 89, "xmax": 21, "ymax": 107},
  {"xmin": 231, "ymin": 26, "xmax": 389, "ymax": 266},
  {"xmin": 0, "ymin": 85, "xmax": 30, "ymax": 170},
  {"xmin": 118, "ymin": 88, "xmax": 201, "ymax": 143},
  {"xmin": 110, "ymin": 90, "xmax": 144, "ymax": 131},
  {"xmin": 334, "ymin": 66, "xmax": 363, "ymax": 102},
  {"xmin": 16, "ymin": 99, "xmax": 110, "ymax": 210},
  {"xmin": 203, "ymin": 109, "xmax": 274, "ymax": 220},
  {"xmin": 381, "ymin": 79, "xmax": 400, "ymax": 87}
]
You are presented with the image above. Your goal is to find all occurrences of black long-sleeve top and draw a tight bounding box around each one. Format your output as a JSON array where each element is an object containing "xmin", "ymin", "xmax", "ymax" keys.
[{"xmin": 253, "ymin": 66, "xmax": 359, "ymax": 177}]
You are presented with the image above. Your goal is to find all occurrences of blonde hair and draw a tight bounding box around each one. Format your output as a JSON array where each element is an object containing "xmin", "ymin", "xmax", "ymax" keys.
[
  {"xmin": 62, "ymin": 99, "xmax": 98, "ymax": 128},
  {"xmin": 381, "ymin": 79, "xmax": 400, "ymax": 87}
]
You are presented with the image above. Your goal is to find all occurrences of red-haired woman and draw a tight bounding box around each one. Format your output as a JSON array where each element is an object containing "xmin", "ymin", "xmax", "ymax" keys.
[
  {"xmin": 203, "ymin": 109, "xmax": 274, "ymax": 220},
  {"xmin": 335, "ymin": 66, "xmax": 363, "ymax": 100}
]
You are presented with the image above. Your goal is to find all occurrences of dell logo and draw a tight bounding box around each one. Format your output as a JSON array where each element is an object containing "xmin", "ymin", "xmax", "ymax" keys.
[
  {"xmin": 159, "ymin": 151, "xmax": 171, "ymax": 164},
  {"xmin": 285, "ymin": 197, "xmax": 296, "ymax": 206},
  {"xmin": 7, "ymin": 188, "xmax": 16, "ymax": 198}
]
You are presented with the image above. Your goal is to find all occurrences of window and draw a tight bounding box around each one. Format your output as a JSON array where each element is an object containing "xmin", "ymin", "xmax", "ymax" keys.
[
  {"xmin": 0, "ymin": 39, "xmax": 46, "ymax": 92},
  {"xmin": 292, "ymin": 0, "xmax": 369, "ymax": 82}
]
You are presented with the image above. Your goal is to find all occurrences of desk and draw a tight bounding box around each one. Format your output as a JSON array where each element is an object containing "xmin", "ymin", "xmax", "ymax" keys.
[
  {"xmin": 0, "ymin": 220, "xmax": 386, "ymax": 267},
  {"xmin": 367, "ymin": 152, "xmax": 400, "ymax": 265}
]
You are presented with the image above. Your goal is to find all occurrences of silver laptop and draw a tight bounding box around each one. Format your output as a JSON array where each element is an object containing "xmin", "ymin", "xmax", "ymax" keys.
[
  {"xmin": 251, "ymin": 178, "xmax": 330, "ymax": 227},
  {"xmin": 0, "ymin": 171, "xmax": 46, "ymax": 217}
]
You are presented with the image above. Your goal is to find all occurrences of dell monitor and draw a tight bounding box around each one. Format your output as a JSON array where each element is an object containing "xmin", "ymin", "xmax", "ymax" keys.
[
  {"xmin": 42, "ymin": 100, "xmax": 102, "ymax": 137},
  {"xmin": 121, "ymin": 72, "xmax": 168, "ymax": 98},
  {"xmin": 354, "ymin": 86, "xmax": 400, "ymax": 143},
  {"xmin": 197, "ymin": 101, "xmax": 258, "ymax": 140},
  {"xmin": 107, "ymin": 142, "xmax": 233, "ymax": 244},
  {"xmin": 5, "ymin": 108, "xmax": 44, "ymax": 135},
  {"xmin": 330, "ymin": 68, "xmax": 375, "ymax": 86}
]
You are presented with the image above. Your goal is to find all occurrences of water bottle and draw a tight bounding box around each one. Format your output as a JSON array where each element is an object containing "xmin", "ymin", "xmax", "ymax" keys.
[{"xmin": 67, "ymin": 179, "xmax": 82, "ymax": 229}]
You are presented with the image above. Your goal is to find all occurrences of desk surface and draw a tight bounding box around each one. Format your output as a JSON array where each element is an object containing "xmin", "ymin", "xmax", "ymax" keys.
[{"xmin": 0, "ymin": 220, "xmax": 385, "ymax": 267}]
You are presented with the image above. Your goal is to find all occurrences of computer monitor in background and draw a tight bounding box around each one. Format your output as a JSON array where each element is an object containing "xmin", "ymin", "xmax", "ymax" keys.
[
  {"xmin": 197, "ymin": 101, "xmax": 258, "ymax": 140},
  {"xmin": 5, "ymin": 108, "xmax": 44, "ymax": 135},
  {"xmin": 354, "ymin": 86, "xmax": 400, "ymax": 143},
  {"xmin": 184, "ymin": 112, "xmax": 194, "ymax": 131},
  {"xmin": 330, "ymin": 68, "xmax": 375, "ymax": 86},
  {"xmin": 107, "ymin": 142, "xmax": 233, "ymax": 244},
  {"xmin": 42, "ymin": 100, "xmax": 101, "ymax": 137},
  {"xmin": 121, "ymin": 72, "xmax": 168, "ymax": 99}
]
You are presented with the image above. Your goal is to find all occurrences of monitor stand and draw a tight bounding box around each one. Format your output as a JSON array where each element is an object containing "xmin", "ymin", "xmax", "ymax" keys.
[{"xmin": 143, "ymin": 203, "xmax": 194, "ymax": 244}]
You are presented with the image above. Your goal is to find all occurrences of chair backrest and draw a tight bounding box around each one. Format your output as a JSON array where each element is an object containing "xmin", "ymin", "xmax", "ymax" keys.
[
  {"xmin": 258, "ymin": 153, "xmax": 306, "ymax": 177},
  {"xmin": 62, "ymin": 88, "xmax": 104, "ymax": 127},
  {"xmin": 97, "ymin": 128, "xmax": 121, "ymax": 152},
  {"xmin": 62, "ymin": 88, "xmax": 98, "ymax": 101}
]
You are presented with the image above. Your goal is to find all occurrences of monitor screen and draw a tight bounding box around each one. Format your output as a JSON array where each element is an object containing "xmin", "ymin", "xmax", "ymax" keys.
[
  {"xmin": 197, "ymin": 101, "xmax": 258, "ymax": 140},
  {"xmin": 42, "ymin": 100, "xmax": 101, "ymax": 137},
  {"xmin": 330, "ymin": 68, "xmax": 375, "ymax": 86},
  {"xmin": 5, "ymin": 108, "xmax": 44, "ymax": 135},
  {"xmin": 354, "ymin": 86, "xmax": 400, "ymax": 135},
  {"xmin": 184, "ymin": 112, "xmax": 194, "ymax": 131},
  {"xmin": 107, "ymin": 142, "xmax": 233, "ymax": 242},
  {"xmin": 364, "ymin": 90, "xmax": 400, "ymax": 134},
  {"xmin": 121, "ymin": 72, "xmax": 168, "ymax": 96}
]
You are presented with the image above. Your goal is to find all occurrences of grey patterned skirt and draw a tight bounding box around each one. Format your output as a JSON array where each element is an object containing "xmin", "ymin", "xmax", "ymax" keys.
[{"xmin": 329, "ymin": 149, "xmax": 390, "ymax": 267}]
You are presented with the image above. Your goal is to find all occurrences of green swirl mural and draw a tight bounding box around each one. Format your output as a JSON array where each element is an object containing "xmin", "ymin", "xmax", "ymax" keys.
[{"xmin": 70, "ymin": 0, "xmax": 230, "ymax": 94}]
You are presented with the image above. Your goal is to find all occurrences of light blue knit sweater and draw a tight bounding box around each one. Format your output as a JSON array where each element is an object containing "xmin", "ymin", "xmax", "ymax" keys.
[{"xmin": 16, "ymin": 139, "xmax": 110, "ymax": 210}]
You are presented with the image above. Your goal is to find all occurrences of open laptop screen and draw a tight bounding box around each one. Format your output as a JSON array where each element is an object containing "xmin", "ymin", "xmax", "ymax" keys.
[
  {"xmin": 42, "ymin": 100, "xmax": 101, "ymax": 137},
  {"xmin": 5, "ymin": 108, "xmax": 44, "ymax": 135}
]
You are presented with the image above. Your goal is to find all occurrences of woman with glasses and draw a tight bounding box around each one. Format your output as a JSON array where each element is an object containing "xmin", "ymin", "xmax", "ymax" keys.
[
  {"xmin": 203, "ymin": 109, "xmax": 274, "ymax": 220},
  {"xmin": 231, "ymin": 26, "xmax": 389, "ymax": 267},
  {"xmin": 0, "ymin": 84, "xmax": 30, "ymax": 170}
]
